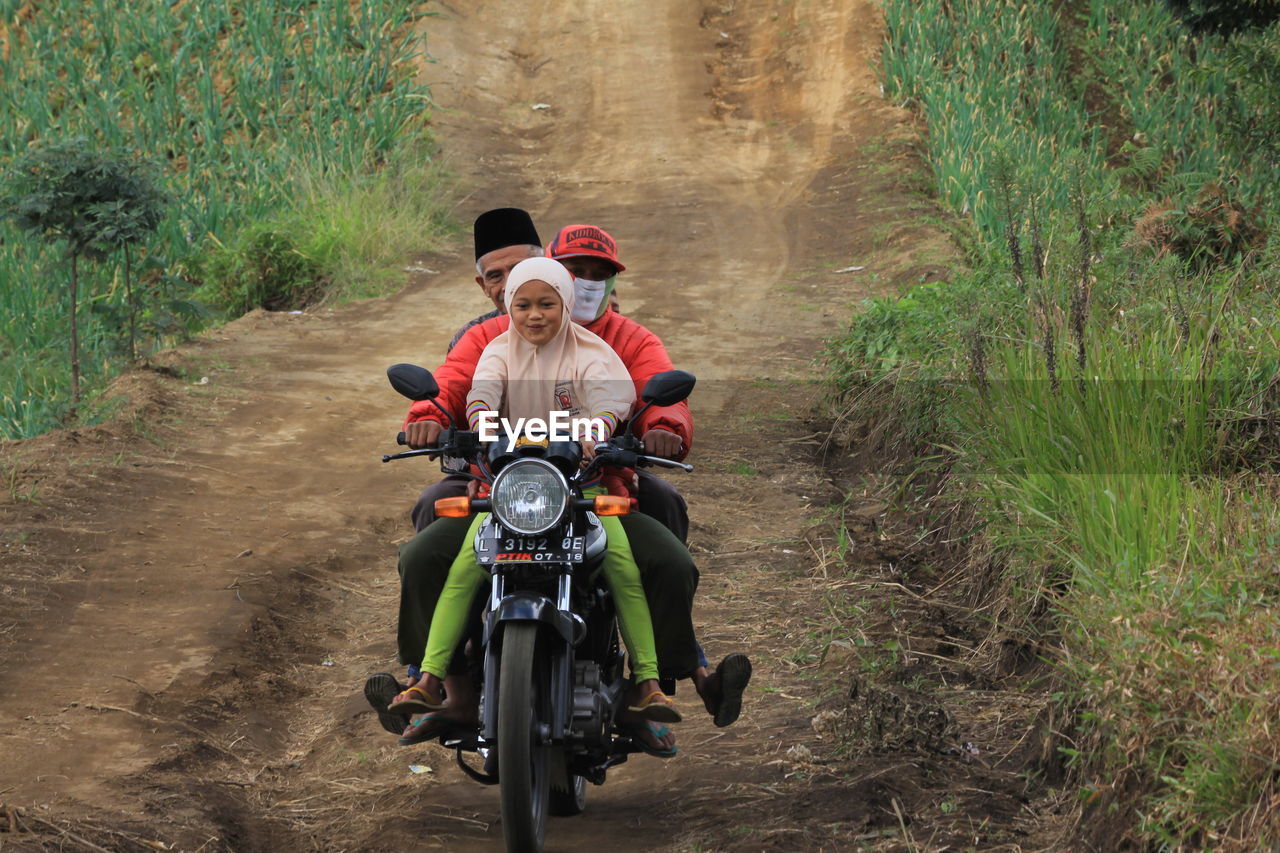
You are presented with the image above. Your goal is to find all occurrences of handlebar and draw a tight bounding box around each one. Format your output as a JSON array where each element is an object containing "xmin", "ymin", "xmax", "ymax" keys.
[{"xmin": 384, "ymin": 436, "xmax": 692, "ymax": 473}]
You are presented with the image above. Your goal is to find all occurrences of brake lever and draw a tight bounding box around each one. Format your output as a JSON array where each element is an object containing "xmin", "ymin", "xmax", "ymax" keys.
[
  {"xmin": 391, "ymin": 430, "xmax": 450, "ymax": 460},
  {"xmin": 589, "ymin": 445, "xmax": 692, "ymax": 473},
  {"xmin": 640, "ymin": 455, "xmax": 693, "ymax": 472},
  {"xmin": 382, "ymin": 448, "xmax": 446, "ymax": 463}
]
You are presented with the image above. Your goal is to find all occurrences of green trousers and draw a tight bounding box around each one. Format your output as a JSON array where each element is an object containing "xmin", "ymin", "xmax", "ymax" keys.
[
  {"xmin": 398, "ymin": 511, "xmax": 700, "ymax": 680},
  {"xmin": 418, "ymin": 502, "xmax": 662, "ymax": 682}
]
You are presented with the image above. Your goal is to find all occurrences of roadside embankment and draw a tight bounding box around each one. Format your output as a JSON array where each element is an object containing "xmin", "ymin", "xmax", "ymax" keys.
[{"xmin": 824, "ymin": 1, "xmax": 1280, "ymax": 848}]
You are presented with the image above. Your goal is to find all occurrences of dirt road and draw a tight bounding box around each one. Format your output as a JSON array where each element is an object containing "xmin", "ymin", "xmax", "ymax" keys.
[{"xmin": 0, "ymin": 1, "xmax": 1043, "ymax": 851}]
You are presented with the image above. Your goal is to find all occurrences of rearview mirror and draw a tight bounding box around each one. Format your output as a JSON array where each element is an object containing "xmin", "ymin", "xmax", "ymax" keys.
[
  {"xmin": 387, "ymin": 363, "xmax": 439, "ymax": 401},
  {"xmin": 640, "ymin": 370, "xmax": 695, "ymax": 407}
]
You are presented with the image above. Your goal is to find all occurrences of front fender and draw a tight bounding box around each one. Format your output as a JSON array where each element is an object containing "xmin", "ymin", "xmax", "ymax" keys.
[{"xmin": 485, "ymin": 592, "xmax": 580, "ymax": 646}]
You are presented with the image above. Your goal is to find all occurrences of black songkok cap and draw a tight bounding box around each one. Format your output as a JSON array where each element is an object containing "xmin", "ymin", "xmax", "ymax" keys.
[{"xmin": 473, "ymin": 208, "xmax": 541, "ymax": 260}]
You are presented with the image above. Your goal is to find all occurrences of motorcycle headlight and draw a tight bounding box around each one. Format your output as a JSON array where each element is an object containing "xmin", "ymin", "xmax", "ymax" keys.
[{"xmin": 490, "ymin": 458, "xmax": 569, "ymax": 535}]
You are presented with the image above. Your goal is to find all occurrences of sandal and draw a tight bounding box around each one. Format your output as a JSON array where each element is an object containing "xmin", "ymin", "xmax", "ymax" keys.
[
  {"xmin": 387, "ymin": 683, "xmax": 445, "ymax": 715},
  {"xmin": 619, "ymin": 720, "xmax": 677, "ymax": 758},
  {"xmin": 626, "ymin": 690, "xmax": 682, "ymax": 724},
  {"xmin": 399, "ymin": 713, "xmax": 473, "ymax": 746},
  {"xmin": 704, "ymin": 653, "xmax": 752, "ymax": 728},
  {"xmin": 363, "ymin": 672, "xmax": 409, "ymax": 735}
]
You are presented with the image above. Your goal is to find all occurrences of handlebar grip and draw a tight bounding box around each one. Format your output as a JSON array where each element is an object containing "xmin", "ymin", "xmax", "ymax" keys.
[{"xmin": 397, "ymin": 431, "xmax": 407, "ymax": 446}]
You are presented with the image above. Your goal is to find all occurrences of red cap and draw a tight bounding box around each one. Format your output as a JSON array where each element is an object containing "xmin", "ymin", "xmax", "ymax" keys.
[{"xmin": 545, "ymin": 224, "xmax": 625, "ymax": 273}]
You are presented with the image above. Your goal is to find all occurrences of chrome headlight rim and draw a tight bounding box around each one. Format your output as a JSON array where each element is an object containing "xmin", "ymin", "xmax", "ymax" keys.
[{"xmin": 490, "ymin": 458, "xmax": 570, "ymax": 535}]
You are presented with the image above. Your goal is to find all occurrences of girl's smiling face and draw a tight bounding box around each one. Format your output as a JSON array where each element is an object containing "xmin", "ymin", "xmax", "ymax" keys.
[{"xmin": 509, "ymin": 279, "xmax": 563, "ymax": 346}]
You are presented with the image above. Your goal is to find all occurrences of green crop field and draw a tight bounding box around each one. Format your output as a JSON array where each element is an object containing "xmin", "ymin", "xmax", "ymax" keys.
[
  {"xmin": 829, "ymin": 0, "xmax": 1280, "ymax": 845},
  {"xmin": 0, "ymin": 0, "xmax": 444, "ymax": 439}
]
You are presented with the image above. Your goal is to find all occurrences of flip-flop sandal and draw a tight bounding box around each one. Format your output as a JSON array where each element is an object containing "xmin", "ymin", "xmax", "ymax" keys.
[
  {"xmin": 399, "ymin": 713, "xmax": 473, "ymax": 746},
  {"xmin": 364, "ymin": 672, "xmax": 408, "ymax": 735},
  {"xmin": 619, "ymin": 720, "xmax": 677, "ymax": 759},
  {"xmin": 626, "ymin": 690, "xmax": 682, "ymax": 724},
  {"xmin": 388, "ymin": 684, "xmax": 446, "ymax": 715},
  {"xmin": 707, "ymin": 653, "xmax": 752, "ymax": 728}
]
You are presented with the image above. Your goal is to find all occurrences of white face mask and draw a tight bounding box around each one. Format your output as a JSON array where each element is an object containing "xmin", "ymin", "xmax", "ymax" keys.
[{"xmin": 571, "ymin": 276, "xmax": 614, "ymax": 324}]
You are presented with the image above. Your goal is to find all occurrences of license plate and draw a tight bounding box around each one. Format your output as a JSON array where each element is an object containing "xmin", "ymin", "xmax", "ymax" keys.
[{"xmin": 477, "ymin": 534, "xmax": 585, "ymax": 564}]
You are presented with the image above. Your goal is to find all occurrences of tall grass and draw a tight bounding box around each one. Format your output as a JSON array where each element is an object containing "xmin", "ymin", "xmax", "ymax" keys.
[
  {"xmin": 960, "ymin": 296, "xmax": 1271, "ymax": 585},
  {"xmin": 0, "ymin": 0, "xmax": 444, "ymax": 439},
  {"xmin": 826, "ymin": 0, "xmax": 1280, "ymax": 843}
]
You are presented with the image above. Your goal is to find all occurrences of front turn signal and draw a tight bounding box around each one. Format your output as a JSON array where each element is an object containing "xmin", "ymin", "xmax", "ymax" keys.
[
  {"xmin": 434, "ymin": 496, "xmax": 472, "ymax": 518},
  {"xmin": 593, "ymin": 495, "xmax": 631, "ymax": 516}
]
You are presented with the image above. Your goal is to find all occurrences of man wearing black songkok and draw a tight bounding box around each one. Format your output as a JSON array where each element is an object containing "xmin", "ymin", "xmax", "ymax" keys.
[{"xmin": 446, "ymin": 207, "xmax": 545, "ymax": 351}]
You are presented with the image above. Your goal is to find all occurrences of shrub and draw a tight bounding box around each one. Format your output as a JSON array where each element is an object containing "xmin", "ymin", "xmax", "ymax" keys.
[
  {"xmin": 2, "ymin": 139, "xmax": 165, "ymax": 411},
  {"xmin": 1130, "ymin": 182, "xmax": 1267, "ymax": 266},
  {"xmin": 195, "ymin": 227, "xmax": 325, "ymax": 316}
]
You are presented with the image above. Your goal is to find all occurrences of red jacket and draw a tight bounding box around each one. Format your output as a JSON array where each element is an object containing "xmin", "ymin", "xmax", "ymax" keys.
[{"xmin": 405, "ymin": 312, "xmax": 693, "ymax": 459}]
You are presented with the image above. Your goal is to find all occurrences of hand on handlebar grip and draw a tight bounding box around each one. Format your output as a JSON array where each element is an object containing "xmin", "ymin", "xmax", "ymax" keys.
[
  {"xmin": 404, "ymin": 419, "xmax": 442, "ymax": 449},
  {"xmin": 642, "ymin": 428, "xmax": 683, "ymax": 459}
]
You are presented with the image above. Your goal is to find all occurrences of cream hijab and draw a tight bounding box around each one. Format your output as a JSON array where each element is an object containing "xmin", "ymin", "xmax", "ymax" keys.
[{"xmin": 469, "ymin": 257, "xmax": 633, "ymax": 427}]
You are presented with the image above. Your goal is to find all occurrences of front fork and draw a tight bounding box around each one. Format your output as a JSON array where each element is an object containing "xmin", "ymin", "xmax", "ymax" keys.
[{"xmin": 480, "ymin": 572, "xmax": 575, "ymax": 744}]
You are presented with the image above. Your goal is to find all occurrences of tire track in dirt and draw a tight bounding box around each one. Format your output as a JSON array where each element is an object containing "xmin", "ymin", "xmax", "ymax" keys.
[{"xmin": 0, "ymin": 1, "xmax": 1004, "ymax": 850}]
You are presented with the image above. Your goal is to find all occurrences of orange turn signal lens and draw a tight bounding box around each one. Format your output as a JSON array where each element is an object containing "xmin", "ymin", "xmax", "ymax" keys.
[
  {"xmin": 434, "ymin": 496, "xmax": 472, "ymax": 518},
  {"xmin": 593, "ymin": 495, "xmax": 631, "ymax": 516}
]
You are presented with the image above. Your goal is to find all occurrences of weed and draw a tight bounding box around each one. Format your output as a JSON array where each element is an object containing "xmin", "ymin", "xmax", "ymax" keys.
[
  {"xmin": 5, "ymin": 466, "xmax": 41, "ymax": 505},
  {"xmin": 782, "ymin": 649, "xmax": 818, "ymax": 667}
]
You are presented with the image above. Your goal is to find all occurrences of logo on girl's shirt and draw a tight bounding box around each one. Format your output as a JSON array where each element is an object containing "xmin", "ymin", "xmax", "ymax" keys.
[{"xmin": 554, "ymin": 381, "xmax": 580, "ymax": 415}]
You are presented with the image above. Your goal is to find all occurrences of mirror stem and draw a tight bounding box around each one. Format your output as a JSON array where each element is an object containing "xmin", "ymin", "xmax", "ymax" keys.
[
  {"xmin": 427, "ymin": 396, "xmax": 457, "ymax": 430},
  {"xmin": 623, "ymin": 400, "xmax": 654, "ymax": 436}
]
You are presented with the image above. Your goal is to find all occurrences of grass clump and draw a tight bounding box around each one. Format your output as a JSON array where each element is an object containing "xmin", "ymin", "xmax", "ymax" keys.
[
  {"xmin": 194, "ymin": 156, "xmax": 452, "ymax": 314},
  {"xmin": 826, "ymin": 0, "xmax": 1280, "ymax": 844}
]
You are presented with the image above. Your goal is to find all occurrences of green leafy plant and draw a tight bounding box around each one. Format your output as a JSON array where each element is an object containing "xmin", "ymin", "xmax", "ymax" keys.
[{"xmin": 2, "ymin": 139, "xmax": 164, "ymax": 412}]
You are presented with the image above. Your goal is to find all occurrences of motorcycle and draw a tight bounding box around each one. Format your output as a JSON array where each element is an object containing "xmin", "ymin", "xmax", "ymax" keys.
[{"xmin": 382, "ymin": 363, "xmax": 695, "ymax": 853}]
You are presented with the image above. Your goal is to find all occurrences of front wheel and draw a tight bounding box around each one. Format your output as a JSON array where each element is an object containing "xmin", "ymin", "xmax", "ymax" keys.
[{"xmin": 498, "ymin": 624, "xmax": 550, "ymax": 852}]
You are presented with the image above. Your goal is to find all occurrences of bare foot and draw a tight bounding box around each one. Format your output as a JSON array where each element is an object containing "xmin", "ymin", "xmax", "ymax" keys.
[
  {"xmin": 437, "ymin": 673, "xmax": 479, "ymax": 723},
  {"xmin": 399, "ymin": 674, "xmax": 479, "ymax": 743},
  {"xmin": 621, "ymin": 717, "xmax": 676, "ymax": 755},
  {"xmin": 389, "ymin": 673, "xmax": 445, "ymax": 713},
  {"xmin": 626, "ymin": 678, "xmax": 682, "ymax": 723}
]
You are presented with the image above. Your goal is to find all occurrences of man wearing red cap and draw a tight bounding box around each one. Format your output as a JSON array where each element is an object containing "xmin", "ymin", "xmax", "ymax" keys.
[{"xmin": 447, "ymin": 219, "xmax": 621, "ymax": 354}]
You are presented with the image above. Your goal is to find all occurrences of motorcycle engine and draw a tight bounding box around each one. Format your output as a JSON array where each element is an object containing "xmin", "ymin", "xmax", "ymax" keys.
[{"xmin": 570, "ymin": 661, "xmax": 610, "ymax": 748}]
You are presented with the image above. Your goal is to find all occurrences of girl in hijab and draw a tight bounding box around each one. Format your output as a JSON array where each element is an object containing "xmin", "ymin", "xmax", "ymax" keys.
[{"xmin": 390, "ymin": 257, "xmax": 680, "ymax": 725}]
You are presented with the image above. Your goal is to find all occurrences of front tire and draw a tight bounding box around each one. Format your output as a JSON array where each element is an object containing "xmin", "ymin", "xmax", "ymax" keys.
[{"xmin": 498, "ymin": 624, "xmax": 550, "ymax": 852}]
